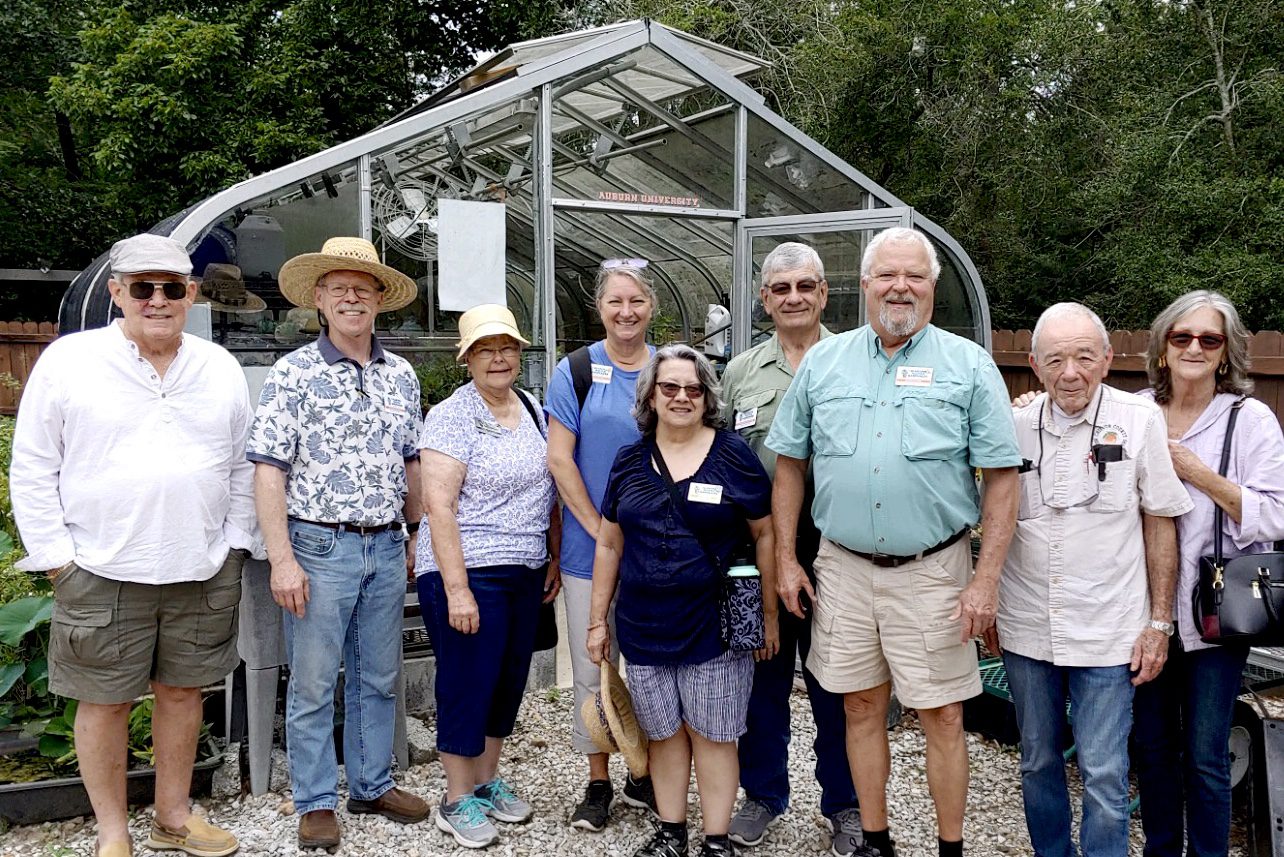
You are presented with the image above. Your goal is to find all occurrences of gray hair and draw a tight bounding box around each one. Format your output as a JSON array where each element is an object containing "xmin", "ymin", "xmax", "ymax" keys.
[
  {"xmin": 594, "ymin": 264, "xmax": 657, "ymax": 307},
  {"xmin": 1031, "ymin": 302, "xmax": 1111, "ymax": 357},
  {"xmin": 760, "ymin": 242, "xmax": 824, "ymax": 287},
  {"xmin": 860, "ymin": 227, "xmax": 941, "ymax": 281},
  {"xmin": 1147, "ymin": 290, "xmax": 1253, "ymax": 403},
  {"xmin": 633, "ymin": 343, "xmax": 726, "ymax": 435}
]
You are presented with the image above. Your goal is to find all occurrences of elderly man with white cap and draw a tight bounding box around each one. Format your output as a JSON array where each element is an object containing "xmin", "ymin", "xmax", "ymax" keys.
[
  {"xmin": 11, "ymin": 233, "xmax": 257, "ymax": 857},
  {"xmin": 247, "ymin": 237, "xmax": 428, "ymax": 850}
]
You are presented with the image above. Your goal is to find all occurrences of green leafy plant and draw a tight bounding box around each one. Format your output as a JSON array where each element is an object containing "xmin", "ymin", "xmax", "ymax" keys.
[{"xmin": 413, "ymin": 353, "xmax": 470, "ymax": 410}]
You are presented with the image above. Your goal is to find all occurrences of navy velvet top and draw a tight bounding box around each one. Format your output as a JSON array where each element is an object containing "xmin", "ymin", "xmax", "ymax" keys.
[{"xmin": 602, "ymin": 429, "xmax": 772, "ymax": 665}]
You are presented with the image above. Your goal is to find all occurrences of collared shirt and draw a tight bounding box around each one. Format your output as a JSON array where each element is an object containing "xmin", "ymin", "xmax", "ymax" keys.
[
  {"xmin": 999, "ymin": 385, "xmax": 1193, "ymax": 667},
  {"xmin": 247, "ymin": 331, "xmax": 421, "ymax": 525},
  {"xmin": 766, "ymin": 324, "xmax": 1021, "ymax": 556},
  {"xmin": 1137, "ymin": 390, "xmax": 1284, "ymax": 651},
  {"xmin": 12, "ymin": 322, "xmax": 257, "ymax": 584},
  {"xmin": 720, "ymin": 327, "xmax": 833, "ymax": 480}
]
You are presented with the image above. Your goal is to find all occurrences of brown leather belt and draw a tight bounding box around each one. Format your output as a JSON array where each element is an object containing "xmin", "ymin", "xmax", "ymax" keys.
[
  {"xmin": 832, "ymin": 528, "xmax": 969, "ymax": 568},
  {"xmin": 289, "ymin": 517, "xmax": 402, "ymax": 536}
]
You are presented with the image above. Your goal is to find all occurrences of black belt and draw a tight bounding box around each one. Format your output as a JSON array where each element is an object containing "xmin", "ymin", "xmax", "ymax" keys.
[
  {"xmin": 289, "ymin": 517, "xmax": 402, "ymax": 535},
  {"xmin": 833, "ymin": 528, "xmax": 969, "ymax": 568}
]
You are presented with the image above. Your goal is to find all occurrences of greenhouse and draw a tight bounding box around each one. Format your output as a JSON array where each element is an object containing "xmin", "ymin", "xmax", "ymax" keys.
[{"xmin": 61, "ymin": 19, "xmax": 992, "ymax": 391}]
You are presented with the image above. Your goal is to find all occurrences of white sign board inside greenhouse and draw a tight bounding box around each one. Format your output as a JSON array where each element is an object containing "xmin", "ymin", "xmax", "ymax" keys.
[{"xmin": 437, "ymin": 199, "xmax": 506, "ymax": 311}]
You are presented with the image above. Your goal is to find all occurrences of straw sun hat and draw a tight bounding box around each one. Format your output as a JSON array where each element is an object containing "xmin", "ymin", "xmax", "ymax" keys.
[
  {"xmin": 456, "ymin": 303, "xmax": 531, "ymax": 361},
  {"xmin": 277, "ymin": 237, "xmax": 418, "ymax": 312},
  {"xmin": 581, "ymin": 661, "xmax": 649, "ymax": 778}
]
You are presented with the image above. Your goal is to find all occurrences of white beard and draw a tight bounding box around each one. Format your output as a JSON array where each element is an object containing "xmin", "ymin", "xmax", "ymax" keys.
[{"xmin": 879, "ymin": 302, "xmax": 920, "ymax": 338}]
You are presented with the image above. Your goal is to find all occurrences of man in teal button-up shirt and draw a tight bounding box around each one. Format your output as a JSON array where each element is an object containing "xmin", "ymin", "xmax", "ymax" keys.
[{"xmin": 765, "ymin": 227, "xmax": 1020, "ymax": 857}]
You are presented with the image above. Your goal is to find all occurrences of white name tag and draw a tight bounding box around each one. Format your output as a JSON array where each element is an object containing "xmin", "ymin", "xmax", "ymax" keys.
[
  {"xmin": 591, "ymin": 363, "xmax": 614, "ymax": 384},
  {"xmin": 895, "ymin": 366, "xmax": 934, "ymax": 387},
  {"xmin": 688, "ymin": 483, "xmax": 724, "ymax": 504},
  {"xmin": 734, "ymin": 407, "xmax": 758, "ymax": 430},
  {"xmin": 474, "ymin": 417, "xmax": 503, "ymax": 437},
  {"xmin": 383, "ymin": 400, "xmax": 407, "ymax": 417}
]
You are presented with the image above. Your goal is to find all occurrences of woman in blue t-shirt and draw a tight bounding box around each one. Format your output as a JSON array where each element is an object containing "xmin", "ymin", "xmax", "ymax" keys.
[
  {"xmin": 546, "ymin": 261, "xmax": 659, "ymax": 829},
  {"xmin": 587, "ymin": 344, "xmax": 779, "ymax": 857}
]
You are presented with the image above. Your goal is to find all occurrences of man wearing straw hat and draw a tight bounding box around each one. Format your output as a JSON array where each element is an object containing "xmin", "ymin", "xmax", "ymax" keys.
[
  {"xmin": 11, "ymin": 233, "xmax": 256, "ymax": 857},
  {"xmin": 248, "ymin": 237, "xmax": 428, "ymax": 850}
]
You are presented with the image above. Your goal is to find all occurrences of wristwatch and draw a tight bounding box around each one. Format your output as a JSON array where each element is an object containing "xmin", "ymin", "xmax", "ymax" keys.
[{"xmin": 1149, "ymin": 619, "xmax": 1175, "ymax": 637}]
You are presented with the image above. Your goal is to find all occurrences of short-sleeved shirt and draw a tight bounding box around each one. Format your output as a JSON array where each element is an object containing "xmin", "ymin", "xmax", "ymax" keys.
[
  {"xmin": 765, "ymin": 324, "xmax": 1022, "ymax": 556},
  {"xmin": 602, "ymin": 430, "xmax": 772, "ymax": 666},
  {"xmin": 415, "ymin": 382, "xmax": 555, "ymax": 575},
  {"xmin": 999, "ymin": 385, "xmax": 1194, "ymax": 667},
  {"xmin": 544, "ymin": 339, "xmax": 655, "ymax": 579},
  {"xmin": 247, "ymin": 332, "xmax": 422, "ymax": 525}
]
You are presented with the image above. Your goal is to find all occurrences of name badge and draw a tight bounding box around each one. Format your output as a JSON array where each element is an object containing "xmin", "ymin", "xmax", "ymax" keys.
[
  {"xmin": 591, "ymin": 363, "xmax": 613, "ymax": 384},
  {"xmin": 734, "ymin": 407, "xmax": 758, "ymax": 431},
  {"xmin": 474, "ymin": 417, "xmax": 503, "ymax": 437},
  {"xmin": 383, "ymin": 400, "xmax": 407, "ymax": 417},
  {"xmin": 687, "ymin": 483, "xmax": 723, "ymax": 504},
  {"xmin": 895, "ymin": 366, "xmax": 934, "ymax": 387}
]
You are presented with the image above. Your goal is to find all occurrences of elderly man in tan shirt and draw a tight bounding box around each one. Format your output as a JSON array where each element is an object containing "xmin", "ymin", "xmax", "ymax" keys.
[{"xmin": 997, "ymin": 303, "xmax": 1192, "ymax": 857}]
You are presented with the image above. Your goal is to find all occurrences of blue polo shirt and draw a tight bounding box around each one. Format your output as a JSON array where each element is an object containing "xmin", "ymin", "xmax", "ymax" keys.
[{"xmin": 766, "ymin": 324, "xmax": 1020, "ymax": 556}]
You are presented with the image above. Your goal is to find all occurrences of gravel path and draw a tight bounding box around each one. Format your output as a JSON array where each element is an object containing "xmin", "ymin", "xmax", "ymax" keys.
[{"xmin": 0, "ymin": 687, "xmax": 1250, "ymax": 856}]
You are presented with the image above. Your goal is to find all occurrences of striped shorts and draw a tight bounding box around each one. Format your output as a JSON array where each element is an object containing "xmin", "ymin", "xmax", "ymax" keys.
[{"xmin": 627, "ymin": 649, "xmax": 754, "ymax": 743}]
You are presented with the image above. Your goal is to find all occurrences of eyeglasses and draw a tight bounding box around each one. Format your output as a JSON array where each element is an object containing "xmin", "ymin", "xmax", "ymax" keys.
[
  {"xmin": 657, "ymin": 381, "xmax": 705, "ymax": 399},
  {"xmin": 601, "ymin": 258, "xmax": 648, "ymax": 270},
  {"xmin": 1167, "ymin": 330, "xmax": 1227, "ymax": 350},
  {"xmin": 472, "ymin": 345, "xmax": 521, "ymax": 361},
  {"xmin": 321, "ymin": 282, "xmax": 384, "ymax": 300},
  {"xmin": 126, "ymin": 281, "xmax": 188, "ymax": 301},
  {"xmin": 766, "ymin": 279, "xmax": 821, "ymax": 297}
]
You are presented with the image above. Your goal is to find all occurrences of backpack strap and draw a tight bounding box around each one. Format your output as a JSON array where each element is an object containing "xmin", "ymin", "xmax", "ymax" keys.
[
  {"xmin": 568, "ymin": 345, "xmax": 593, "ymax": 414},
  {"xmin": 515, "ymin": 388, "xmax": 546, "ymax": 439}
]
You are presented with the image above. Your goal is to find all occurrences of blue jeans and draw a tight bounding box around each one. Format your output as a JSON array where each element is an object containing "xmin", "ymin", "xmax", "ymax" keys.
[
  {"xmin": 1004, "ymin": 652, "xmax": 1134, "ymax": 857},
  {"xmin": 283, "ymin": 521, "xmax": 407, "ymax": 815},
  {"xmin": 417, "ymin": 564, "xmax": 543, "ymax": 757},
  {"xmin": 1132, "ymin": 638, "xmax": 1249, "ymax": 857},
  {"xmin": 738, "ymin": 582, "xmax": 857, "ymax": 817}
]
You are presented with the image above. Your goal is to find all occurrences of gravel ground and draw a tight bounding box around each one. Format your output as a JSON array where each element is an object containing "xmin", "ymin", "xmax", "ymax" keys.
[{"xmin": 0, "ymin": 687, "xmax": 1250, "ymax": 856}]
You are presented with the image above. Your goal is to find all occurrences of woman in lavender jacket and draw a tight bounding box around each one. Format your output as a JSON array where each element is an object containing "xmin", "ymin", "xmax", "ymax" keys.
[{"xmin": 1133, "ymin": 290, "xmax": 1284, "ymax": 857}]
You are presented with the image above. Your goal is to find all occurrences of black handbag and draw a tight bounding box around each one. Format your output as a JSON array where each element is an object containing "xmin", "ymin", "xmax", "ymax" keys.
[
  {"xmin": 1194, "ymin": 397, "xmax": 1284, "ymax": 645},
  {"xmin": 650, "ymin": 440, "xmax": 765, "ymax": 652},
  {"xmin": 516, "ymin": 389, "xmax": 559, "ymax": 653}
]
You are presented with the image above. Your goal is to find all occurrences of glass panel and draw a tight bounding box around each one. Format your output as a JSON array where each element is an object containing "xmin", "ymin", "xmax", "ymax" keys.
[{"xmin": 746, "ymin": 114, "xmax": 871, "ymax": 218}]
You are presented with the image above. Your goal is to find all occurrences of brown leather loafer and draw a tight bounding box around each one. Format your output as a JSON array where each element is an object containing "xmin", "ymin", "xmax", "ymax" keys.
[
  {"xmin": 298, "ymin": 809, "xmax": 341, "ymax": 850},
  {"xmin": 346, "ymin": 787, "xmax": 430, "ymax": 824}
]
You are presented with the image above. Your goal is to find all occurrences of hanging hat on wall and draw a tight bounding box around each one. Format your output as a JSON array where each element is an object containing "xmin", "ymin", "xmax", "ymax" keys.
[
  {"xmin": 277, "ymin": 237, "xmax": 417, "ymax": 312},
  {"xmin": 196, "ymin": 263, "xmax": 267, "ymax": 313}
]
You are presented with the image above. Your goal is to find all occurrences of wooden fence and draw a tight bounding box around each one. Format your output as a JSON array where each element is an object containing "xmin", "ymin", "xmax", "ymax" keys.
[
  {"xmin": 0, "ymin": 322, "xmax": 56, "ymax": 414},
  {"xmin": 992, "ymin": 329, "xmax": 1284, "ymax": 418}
]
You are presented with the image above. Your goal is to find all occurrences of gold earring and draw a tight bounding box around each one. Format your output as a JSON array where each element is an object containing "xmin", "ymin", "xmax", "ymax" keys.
[
  {"xmin": 1218, "ymin": 362, "xmax": 1229, "ymax": 376},
  {"xmin": 1158, "ymin": 355, "xmax": 1167, "ymax": 369}
]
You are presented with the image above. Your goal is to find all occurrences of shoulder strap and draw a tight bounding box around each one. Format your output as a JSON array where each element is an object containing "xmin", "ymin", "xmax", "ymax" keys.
[
  {"xmin": 1211, "ymin": 396, "xmax": 1247, "ymax": 564},
  {"xmin": 650, "ymin": 438, "xmax": 724, "ymax": 576},
  {"xmin": 515, "ymin": 388, "xmax": 546, "ymax": 439},
  {"xmin": 569, "ymin": 345, "xmax": 593, "ymax": 414}
]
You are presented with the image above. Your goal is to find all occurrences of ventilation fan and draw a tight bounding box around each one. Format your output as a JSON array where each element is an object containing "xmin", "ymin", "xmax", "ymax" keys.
[{"xmin": 373, "ymin": 176, "xmax": 446, "ymax": 261}]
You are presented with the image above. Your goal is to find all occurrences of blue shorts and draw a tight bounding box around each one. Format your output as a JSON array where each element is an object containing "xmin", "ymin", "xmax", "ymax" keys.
[{"xmin": 627, "ymin": 649, "xmax": 754, "ymax": 743}]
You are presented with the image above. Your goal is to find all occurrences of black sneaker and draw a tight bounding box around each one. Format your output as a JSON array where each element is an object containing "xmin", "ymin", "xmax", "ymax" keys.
[
  {"xmin": 622, "ymin": 773, "xmax": 659, "ymax": 817},
  {"xmin": 853, "ymin": 840, "xmax": 896, "ymax": 857},
  {"xmin": 633, "ymin": 826, "xmax": 689, "ymax": 857},
  {"xmin": 698, "ymin": 837, "xmax": 738, "ymax": 856},
  {"xmin": 571, "ymin": 779, "xmax": 614, "ymax": 832}
]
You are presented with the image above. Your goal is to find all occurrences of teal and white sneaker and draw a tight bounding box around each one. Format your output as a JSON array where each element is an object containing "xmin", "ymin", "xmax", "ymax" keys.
[
  {"xmin": 436, "ymin": 794, "xmax": 499, "ymax": 849},
  {"xmin": 475, "ymin": 777, "xmax": 533, "ymax": 823}
]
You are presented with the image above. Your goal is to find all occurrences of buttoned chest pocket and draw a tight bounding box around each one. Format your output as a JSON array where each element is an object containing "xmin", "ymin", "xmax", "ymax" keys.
[
  {"xmin": 1089, "ymin": 453, "xmax": 1137, "ymax": 514},
  {"xmin": 1017, "ymin": 470, "xmax": 1042, "ymax": 520},
  {"xmin": 900, "ymin": 386, "xmax": 968, "ymax": 460},
  {"xmin": 812, "ymin": 389, "xmax": 868, "ymax": 457},
  {"xmin": 733, "ymin": 389, "xmax": 777, "ymax": 441}
]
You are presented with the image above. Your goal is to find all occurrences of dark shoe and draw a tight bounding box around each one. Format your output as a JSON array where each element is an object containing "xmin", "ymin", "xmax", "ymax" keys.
[
  {"xmin": 852, "ymin": 840, "xmax": 896, "ymax": 857},
  {"xmin": 346, "ymin": 787, "xmax": 431, "ymax": 824},
  {"xmin": 633, "ymin": 826, "xmax": 689, "ymax": 857},
  {"xmin": 570, "ymin": 779, "xmax": 614, "ymax": 832},
  {"xmin": 824, "ymin": 808, "xmax": 864, "ymax": 857},
  {"xmin": 698, "ymin": 837, "xmax": 738, "ymax": 856},
  {"xmin": 298, "ymin": 810, "xmax": 341, "ymax": 851},
  {"xmin": 622, "ymin": 773, "xmax": 658, "ymax": 816}
]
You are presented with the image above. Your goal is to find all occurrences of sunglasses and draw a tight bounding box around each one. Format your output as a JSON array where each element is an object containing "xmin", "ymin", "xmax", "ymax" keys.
[
  {"xmin": 767, "ymin": 279, "xmax": 821, "ymax": 297},
  {"xmin": 1167, "ymin": 331, "xmax": 1227, "ymax": 350},
  {"xmin": 126, "ymin": 280, "xmax": 189, "ymax": 301},
  {"xmin": 601, "ymin": 258, "xmax": 648, "ymax": 270},
  {"xmin": 657, "ymin": 381, "xmax": 705, "ymax": 399}
]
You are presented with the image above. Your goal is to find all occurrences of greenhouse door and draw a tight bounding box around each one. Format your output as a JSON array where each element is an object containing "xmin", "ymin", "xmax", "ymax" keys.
[{"xmin": 731, "ymin": 208, "xmax": 913, "ymax": 355}]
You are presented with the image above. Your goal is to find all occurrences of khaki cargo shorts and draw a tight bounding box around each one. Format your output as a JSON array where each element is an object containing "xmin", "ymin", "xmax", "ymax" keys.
[
  {"xmin": 806, "ymin": 537, "xmax": 981, "ymax": 710},
  {"xmin": 48, "ymin": 550, "xmax": 247, "ymax": 705}
]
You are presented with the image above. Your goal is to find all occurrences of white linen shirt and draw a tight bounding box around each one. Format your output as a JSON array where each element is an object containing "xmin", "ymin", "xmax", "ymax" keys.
[
  {"xmin": 999, "ymin": 384, "xmax": 1193, "ymax": 666},
  {"xmin": 11, "ymin": 322, "xmax": 258, "ymax": 584}
]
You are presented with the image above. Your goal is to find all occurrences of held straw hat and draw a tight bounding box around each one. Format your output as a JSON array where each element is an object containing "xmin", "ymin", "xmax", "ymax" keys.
[
  {"xmin": 580, "ymin": 661, "xmax": 649, "ymax": 778},
  {"xmin": 277, "ymin": 237, "xmax": 417, "ymax": 312},
  {"xmin": 456, "ymin": 303, "xmax": 531, "ymax": 361}
]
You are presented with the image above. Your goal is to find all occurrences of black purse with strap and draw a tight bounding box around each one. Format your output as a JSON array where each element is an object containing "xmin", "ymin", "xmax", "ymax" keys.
[
  {"xmin": 649, "ymin": 438, "xmax": 765, "ymax": 652},
  {"xmin": 515, "ymin": 389, "xmax": 559, "ymax": 652},
  {"xmin": 1194, "ymin": 397, "xmax": 1284, "ymax": 645}
]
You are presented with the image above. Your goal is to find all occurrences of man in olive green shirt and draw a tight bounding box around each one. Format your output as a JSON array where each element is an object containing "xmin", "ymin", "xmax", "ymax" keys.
[{"xmin": 721, "ymin": 242, "xmax": 861, "ymax": 855}]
